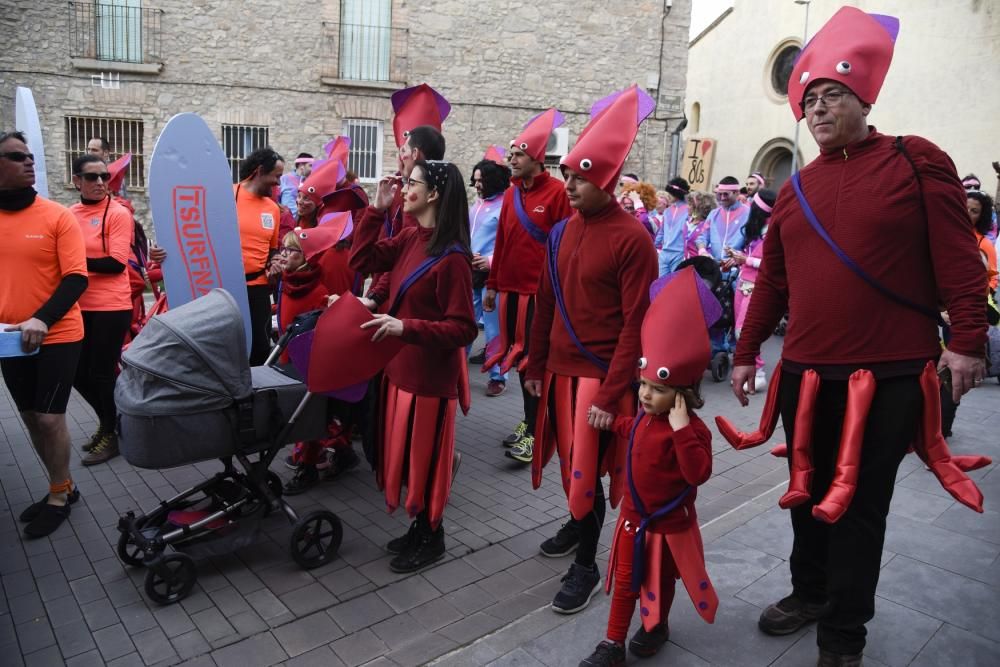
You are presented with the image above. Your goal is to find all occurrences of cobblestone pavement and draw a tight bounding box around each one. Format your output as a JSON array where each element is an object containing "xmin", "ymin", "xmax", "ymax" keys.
[{"xmin": 1, "ymin": 337, "xmax": 998, "ymax": 666}]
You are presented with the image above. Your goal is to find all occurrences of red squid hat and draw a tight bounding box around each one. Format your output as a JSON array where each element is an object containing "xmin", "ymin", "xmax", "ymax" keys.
[
  {"xmin": 298, "ymin": 158, "xmax": 346, "ymax": 206},
  {"xmin": 483, "ymin": 144, "xmax": 507, "ymax": 165},
  {"xmin": 391, "ymin": 83, "xmax": 451, "ymax": 148},
  {"xmin": 560, "ymin": 85, "xmax": 655, "ymax": 194},
  {"xmin": 788, "ymin": 6, "xmax": 899, "ymax": 121},
  {"xmin": 510, "ymin": 108, "xmax": 563, "ymax": 163},
  {"xmin": 107, "ymin": 153, "xmax": 131, "ymax": 195},
  {"xmin": 639, "ymin": 267, "xmax": 723, "ymax": 386}
]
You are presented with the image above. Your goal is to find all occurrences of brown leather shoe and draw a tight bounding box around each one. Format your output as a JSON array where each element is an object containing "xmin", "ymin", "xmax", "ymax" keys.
[
  {"xmin": 817, "ymin": 649, "xmax": 863, "ymax": 667},
  {"xmin": 82, "ymin": 433, "xmax": 119, "ymax": 466},
  {"xmin": 758, "ymin": 595, "xmax": 829, "ymax": 635}
]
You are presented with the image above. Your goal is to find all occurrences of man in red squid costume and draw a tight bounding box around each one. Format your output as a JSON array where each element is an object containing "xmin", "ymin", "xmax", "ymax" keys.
[
  {"xmin": 525, "ymin": 85, "xmax": 658, "ymax": 615},
  {"xmin": 483, "ymin": 108, "xmax": 573, "ymax": 463},
  {"xmin": 722, "ymin": 7, "xmax": 991, "ymax": 666}
]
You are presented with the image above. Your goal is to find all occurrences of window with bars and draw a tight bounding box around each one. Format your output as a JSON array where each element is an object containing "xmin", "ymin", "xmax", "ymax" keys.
[
  {"xmin": 221, "ymin": 124, "xmax": 270, "ymax": 183},
  {"xmin": 343, "ymin": 119, "xmax": 384, "ymax": 183},
  {"xmin": 339, "ymin": 0, "xmax": 392, "ymax": 81},
  {"xmin": 63, "ymin": 115, "xmax": 145, "ymax": 187}
]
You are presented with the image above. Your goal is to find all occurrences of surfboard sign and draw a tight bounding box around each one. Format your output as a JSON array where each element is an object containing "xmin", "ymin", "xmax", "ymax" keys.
[
  {"xmin": 15, "ymin": 87, "xmax": 48, "ymax": 198},
  {"xmin": 147, "ymin": 113, "xmax": 252, "ymax": 349}
]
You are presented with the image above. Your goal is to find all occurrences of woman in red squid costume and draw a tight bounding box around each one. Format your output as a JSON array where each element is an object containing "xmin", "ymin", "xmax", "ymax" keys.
[{"xmin": 349, "ymin": 159, "xmax": 477, "ymax": 573}]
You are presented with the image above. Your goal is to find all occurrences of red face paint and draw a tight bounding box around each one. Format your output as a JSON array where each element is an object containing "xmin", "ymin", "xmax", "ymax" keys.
[{"xmin": 407, "ymin": 193, "xmax": 419, "ymax": 202}]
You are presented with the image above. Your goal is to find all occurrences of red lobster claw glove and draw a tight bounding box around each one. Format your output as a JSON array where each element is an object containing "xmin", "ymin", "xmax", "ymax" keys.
[
  {"xmin": 912, "ymin": 362, "xmax": 987, "ymax": 513},
  {"xmin": 715, "ymin": 360, "xmax": 783, "ymax": 450}
]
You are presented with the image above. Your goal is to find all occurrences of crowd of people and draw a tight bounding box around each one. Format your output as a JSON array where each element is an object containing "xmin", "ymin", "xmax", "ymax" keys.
[{"xmin": 1, "ymin": 6, "xmax": 997, "ymax": 667}]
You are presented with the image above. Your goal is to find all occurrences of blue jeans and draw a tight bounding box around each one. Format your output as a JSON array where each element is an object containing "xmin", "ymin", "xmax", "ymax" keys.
[{"xmin": 472, "ymin": 287, "xmax": 506, "ymax": 382}]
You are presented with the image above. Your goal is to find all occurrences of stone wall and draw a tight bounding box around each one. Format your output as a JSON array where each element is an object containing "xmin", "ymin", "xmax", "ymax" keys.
[{"xmin": 1, "ymin": 0, "xmax": 690, "ymax": 238}]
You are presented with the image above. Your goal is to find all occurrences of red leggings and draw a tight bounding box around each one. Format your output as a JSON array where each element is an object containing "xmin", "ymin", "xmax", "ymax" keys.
[{"xmin": 607, "ymin": 528, "xmax": 677, "ymax": 643}]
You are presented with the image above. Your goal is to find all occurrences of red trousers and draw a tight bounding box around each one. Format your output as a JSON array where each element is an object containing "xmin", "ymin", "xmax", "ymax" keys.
[{"xmin": 606, "ymin": 525, "xmax": 677, "ymax": 643}]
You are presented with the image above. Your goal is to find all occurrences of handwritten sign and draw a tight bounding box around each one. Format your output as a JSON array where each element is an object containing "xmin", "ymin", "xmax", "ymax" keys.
[{"xmin": 682, "ymin": 138, "xmax": 716, "ymax": 191}]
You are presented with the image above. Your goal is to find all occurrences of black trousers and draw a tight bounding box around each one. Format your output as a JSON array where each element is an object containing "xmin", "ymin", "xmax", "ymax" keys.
[
  {"xmin": 504, "ymin": 292, "xmax": 538, "ymax": 435},
  {"xmin": 73, "ymin": 310, "xmax": 131, "ymax": 432},
  {"xmin": 780, "ymin": 369, "xmax": 922, "ymax": 654},
  {"xmin": 247, "ymin": 285, "xmax": 273, "ymax": 366}
]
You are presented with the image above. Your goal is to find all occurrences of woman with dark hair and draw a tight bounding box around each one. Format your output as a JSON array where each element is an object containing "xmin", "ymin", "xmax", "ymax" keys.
[
  {"xmin": 469, "ymin": 158, "xmax": 511, "ymax": 395},
  {"xmin": 349, "ymin": 159, "xmax": 477, "ymax": 573},
  {"xmin": 727, "ymin": 188, "xmax": 777, "ymax": 390},
  {"xmin": 967, "ymin": 190, "xmax": 997, "ymax": 292},
  {"xmin": 68, "ymin": 154, "xmax": 135, "ymax": 465}
]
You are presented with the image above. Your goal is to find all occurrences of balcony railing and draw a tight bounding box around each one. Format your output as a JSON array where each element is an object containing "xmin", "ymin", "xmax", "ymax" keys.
[
  {"xmin": 322, "ymin": 22, "xmax": 408, "ymax": 84},
  {"xmin": 69, "ymin": 1, "xmax": 163, "ymax": 65}
]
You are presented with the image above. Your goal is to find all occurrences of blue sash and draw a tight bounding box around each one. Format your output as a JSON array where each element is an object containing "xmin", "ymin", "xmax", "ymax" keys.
[
  {"xmin": 387, "ymin": 245, "xmax": 464, "ymax": 316},
  {"xmin": 547, "ymin": 219, "xmax": 609, "ymax": 373},
  {"xmin": 513, "ymin": 187, "xmax": 550, "ymax": 243},
  {"xmin": 626, "ymin": 412, "xmax": 693, "ymax": 593},
  {"xmin": 790, "ymin": 172, "xmax": 943, "ymax": 325}
]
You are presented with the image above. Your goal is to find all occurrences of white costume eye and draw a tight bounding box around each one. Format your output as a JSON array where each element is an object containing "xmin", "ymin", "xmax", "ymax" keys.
[
  {"xmin": 799, "ymin": 71, "xmax": 810, "ymax": 84},
  {"xmin": 836, "ymin": 61, "xmax": 851, "ymax": 74},
  {"xmin": 307, "ymin": 186, "xmax": 316, "ymax": 194},
  {"xmin": 519, "ymin": 142, "xmax": 528, "ymax": 150},
  {"xmin": 509, "ymin": 140, "xmax": 516, "ymax": 148},
  {"xmin": 298, "ymin": 232, "xmax": 308, "ymax": 239},
  {"xmin": 580, "ymin": 158, "xmax": 593, "ymax": 170},
  {"xmin": 657, "ymin": 367, "xmax": 670, "ymax": 380},
  {"xmin": 403, "ymin": 130, "xmax": 411, "ymax": 138},
  {"xmin": 638, "ymin": 357, "xmax": 647, "ymax": 369}
]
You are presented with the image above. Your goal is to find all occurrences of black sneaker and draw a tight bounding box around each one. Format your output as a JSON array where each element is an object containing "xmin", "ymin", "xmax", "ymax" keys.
[
  {"xmin": 283, "ymin": 465, "xmax": 320, "ymax": 496},
  {"xmin": 386, "ymin": 520, "xmax": 419, "ymax": 555},
  {"xmin": 23, "ymin": 502, "xmax": 71, "ymax": 539},
  {"xmin": 758, "ymin": 594, "xmax": 830, "ymax": 635},
  {"xmin": 552, "ymin": 562, "xmax": 601, "ymax": 614},
  {"xmin": 629, "ymin": 623, "xmax": 669, "ymax": 657},
  {"xmin": 389, "ymin": 525, "xmax": 445, "ymax": 573},
  {"xmin": 20, "ymin": 487, "xmax": 81, "ymax": 523},
  {"xmin": 322, "ymin": 448, "xmax": 360, "ymax": 480},
  {"xmin": 540, "ymin": 519, "xmax": 580, "ymax": 557},
  {"xmin": 579, "ymin": 641, "xmax": 626, "ymax": 667},
  {"xmin": 468, "ymin": 348, "xmax": 486, "ymax": 365}
]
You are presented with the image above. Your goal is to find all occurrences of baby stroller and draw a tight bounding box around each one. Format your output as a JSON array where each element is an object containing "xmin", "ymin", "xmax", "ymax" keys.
[
  {"xmin": 114, "ymin": 289, "xmax": 341, "ymax": 605},
  {"xmin": 676, "ymin": 256, "xmax": 735, "ymax": 382}
]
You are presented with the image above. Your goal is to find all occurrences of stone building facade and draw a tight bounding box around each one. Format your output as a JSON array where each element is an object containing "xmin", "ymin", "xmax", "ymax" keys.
[
  {"xmin": 685, "ymin": 0, "xmax": 999, "ymax": 192},
  {"xmin": 1, "ymin": 0, "xmax": 691, "ymax": 233}
]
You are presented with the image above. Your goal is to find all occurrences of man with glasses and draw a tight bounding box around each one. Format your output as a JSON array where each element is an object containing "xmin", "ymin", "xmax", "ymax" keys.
[
  {"xmin": 0, "ymin": 131, "xmax": 89, "ymax": 538},
  {"xmin": 729, "ymin": 9, "xmax": 987, "ymax": 666},
  {"xmin": 696, "ymin": 175, "xmax": 750, "ymax": 274}
]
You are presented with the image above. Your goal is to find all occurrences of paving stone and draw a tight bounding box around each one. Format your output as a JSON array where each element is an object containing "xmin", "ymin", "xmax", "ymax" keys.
[
  {"xmin": 910, "ymin": 622, "xmax": 1000, "ymax": 667},
  {"xmin": 329, "ymin": 627, "xmax": 388, "ymax": 665},
  {"xmin": 409, "ymin": 596, "xmax": 465, "ymax": 633},
  {"xmin": 443, "ymin": 582, "xmax": 496, "ymax": 615},
  {"xmin": 65, "ymin": 649, "xmax": 107, "ymax": 667},
  {"xmin": 383, "ymin": 632, "xmax": 458, "ymax": 667},
  {"xmin": 482, "ymin": 591, "xmax": 550, "ymax": 624},
  {"xmin": 278, "ymin": 582, "xmax": 337, "ymax": 617},
  {"xmin": 507, "ymin": 558, "xmax": 559, "ymax": 588},
  {"xmin": 423, "ymin": 557, "xmax": 487, "ymax": 594},
  {"xmin": 284, "ymin": 645, "xmax": 346, "ymax": 667},
  {"xmin": 370, "ymin": 612, "xmax": 427, "ymax": 650},
  {"xmin": 376, "ymin": 575, "xmax": 440, "ymax": 613},
  {"xmin": 28, "ymin": 551, "xmax": 63, "ymax": 578},
  {"xmin": 273, "ymin": 610, "xmax": 343, "ymax": 658},
  {"xmin": 170, "ymin": 629, "xmax": 211, "ymax": 661},
  {"xmin": 92, "ymin": 623, "xmax": 135, "ymax": 662},
  {"xmin": 103, "ymin": 578, "xmax": 142, "ymax": 607},
  {"xmin": 69, "ymin": 576, "xmax": 105, "ymax": 606},
  {"xmin": 35, "ymin": 572, "xmax": 73, "ymax": 603},
  {"xmin": 438, "ymin": 611, "xmax": 506, "ymax": 644},
  {"xmin": 59, "ymin": 554, "xmax": 95, "ymax": 582},
  {"xmin": 105, "ymin": 652, "xmax": 145, "ymax": 667},
  {"xmin": 190, "ymin": 607, "xmax": 237, "ymax": 644},
  {"xmin": 22, "ymin": 644, "xmax": 64, "ymax": 667},
  {"xmin": 116, "ymin": 601, "xmax": 158, "ymax": 635},
  {"xmin": 3, "ymin": 570, "xmax": 38, "ymax": 598},
  {"xmin": 131, "ymin": 626, "xmax": 177, "ymax": 665},
  {"xmin": 9, "ymin": 591, "xmax": 46, "ymax": 625},
  {"xmin": 326, "ymin": 592, "xmax": 394, "ymax": 634},
  {"xmin": 245, "ymin": 588, "xmax": 290, "ymax": 621},
  {"xmin": 16, "ymin": 617, "xmax": 57, "ymax": 654},
  {"xmin": 211, "ymin": 632, "xmax": 287, "ymax": 667},
  {"xmin": 484, "ymin": 648, "xmax": 548, "ymax": 667},
  {"xmin": 79, "ymin": 597, "xmax": 118, "ymax": 632},
  {"xmin": 151, "ymin": 602, "xmax": 196, "ymax": 638},
  {"xmin": 702, "ymin": 536, "xmax": 784, "ymax": 597},
  {"xmin": 53, "ymin": 618, "xmax": 98, "ymax": 658},
  {"xmin": 883, "ymin": 514, "xmax": 999, "ymax": 584},
  {"xmin": 462, "ymin": 544, "xmax": 522, "ymax": 575},
  {"xmin": 228, "ymin": 610, "xmax": 269, "ymax": 637}
]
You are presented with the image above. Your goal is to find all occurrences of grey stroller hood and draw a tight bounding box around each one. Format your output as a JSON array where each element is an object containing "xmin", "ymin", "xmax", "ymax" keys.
[{"xmin": 117, "ymin": 288, "xmax": 252, "ymax": 416}]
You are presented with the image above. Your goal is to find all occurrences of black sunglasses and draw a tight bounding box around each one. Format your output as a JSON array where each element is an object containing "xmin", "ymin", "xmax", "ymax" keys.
[
  {"xmin": 78, "ymin": 172, "xmax": 112, "ymax": 182},
  {"xmin": 0, "ymin": 151, "xmax": 34, "ymax": 162}
]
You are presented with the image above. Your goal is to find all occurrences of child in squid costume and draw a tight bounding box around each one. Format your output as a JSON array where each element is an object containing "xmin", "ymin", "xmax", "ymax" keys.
[{"xmin": 579, "ymin": 266, "xmax": 719, "ymax": 667}]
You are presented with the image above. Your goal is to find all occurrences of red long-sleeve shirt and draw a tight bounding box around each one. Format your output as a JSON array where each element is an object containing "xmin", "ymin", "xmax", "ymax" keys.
[
  {"xmin": 486, "ymin": 171, "xmax": 573, "ymax": 295},
  {"xmin": 610, "ymin": 412, "xmax": 712, "ymax": 534},
  {"xmin": 526, "ymin": 201, "xmax": 658, "ymax": 412},
  {"xmin": 736, "ymin": 129, "xmax": 987, "ymax": 369},
  {"xmin": 366, "ymin": 182, "xmax": 416, "ymax": 306},
  {"xmin": 349, "ymin": 206, "xmax": 477, "ymax": 398}
]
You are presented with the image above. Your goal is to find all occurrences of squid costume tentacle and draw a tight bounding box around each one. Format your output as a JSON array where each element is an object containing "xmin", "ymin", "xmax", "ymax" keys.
[
  {"xmin": 714, "ymin": 360, "xmax": 784, "ymax": 449},
  {"xmin": 481, "ymin": 292, "xmax": 531, "ymax": 374},
  {"xmin": 717, "ymin": 362, "xmax": 990, "ymax": 522},
  {"xmin": 379, "ymin": 379, "xmax": 458, "ymax": 529},
  {"xmin": 530, "ymin": 373, "xmax": 630, "ymax": 519}
]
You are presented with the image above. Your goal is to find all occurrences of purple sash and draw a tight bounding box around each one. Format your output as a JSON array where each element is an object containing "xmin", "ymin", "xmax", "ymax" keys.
[
  {"xmin": 547, "ymin": 219, "xmax": 609, "ymax": 373},
  {"xmin": 626, "ymin": 411, "xmax": 693, "ymax": 592},
  {"xmin": 791, "ymin": 172, "xmax": 942, "ymax": 325},
  {"xmin": 387, "ymin": 245, "xmax": 464, "ymax": 316},
  {"xmin": 513, "ymin": 187, "xmax": 550, "ymax": 244}
]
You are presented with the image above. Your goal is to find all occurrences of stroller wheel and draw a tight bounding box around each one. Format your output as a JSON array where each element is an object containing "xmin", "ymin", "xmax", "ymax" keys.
[
  {"xmin": 711, "ymin": 352, "xmax": 731, "ymax": 382},
  {"xmin": 144, "ymin": 553, "xmax": 197, "ymax": 605},
  {"xmin": 290, "ymin": 510, "xmax": 343, "ymax": 569},
  {"xmin": 117, "ymin": 532, "xmax": 147, "ymax": 568}
]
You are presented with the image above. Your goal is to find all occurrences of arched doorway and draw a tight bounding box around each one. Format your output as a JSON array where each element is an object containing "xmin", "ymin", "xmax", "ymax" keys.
[{"xmin": 752, "ymin": 138, "xmax": 801, "ymax": 191}]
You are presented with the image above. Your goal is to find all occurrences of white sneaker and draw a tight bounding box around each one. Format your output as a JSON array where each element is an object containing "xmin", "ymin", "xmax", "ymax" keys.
[{"xmin": 743, "ymin": 369, "xmax": 768, "ymax": 393}]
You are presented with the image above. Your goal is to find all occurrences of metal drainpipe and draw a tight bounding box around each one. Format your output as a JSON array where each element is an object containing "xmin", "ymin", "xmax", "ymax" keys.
[{"xmin": 668, "ymin": 115, "xmax": 688, "ymax": 180}]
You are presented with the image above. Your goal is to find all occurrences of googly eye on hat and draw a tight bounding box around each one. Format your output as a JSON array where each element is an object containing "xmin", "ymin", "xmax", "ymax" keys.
[
  {"xmin": 519, "ymin": 142, "xmax": 528, "ymax": 150},
  {"xmin": 579, "ymin": 158, "xmax": 593, "ymax": 171},
  {"xmin": 836, "ymin": 60, "xmax": 852, "ymax": 74},
  {"xmin": 657, "ymin": 367, "xmax": 670, "ymax": 380},
  {"xmin": 638, "ymin": 357, "xmax": 647, "ymax": 369}
]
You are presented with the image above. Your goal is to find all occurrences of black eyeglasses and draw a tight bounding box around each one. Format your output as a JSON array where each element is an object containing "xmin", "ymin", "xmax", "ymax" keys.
[
  {"xmin": 801, "ymin": 89, "xmax": 855, "ymax": 112},
  {"xmin": 404, "ymin": 177, "xmax": 427, "ymax": 188},
  {"xmin": 0, "ymin": 151, "xmax": 34, "ymax": 162},
  {"xmin": 78, "ymin": 172, "xmax": 112, "ymax": 182},
  {"xmin": 278, "ymin": 247, "xmax": 302, "ymax": 255}
]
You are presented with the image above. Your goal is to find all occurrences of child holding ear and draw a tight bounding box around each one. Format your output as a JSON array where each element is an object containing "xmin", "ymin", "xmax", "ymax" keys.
[{"xmin": 580, "ymin": 267, "xmax": 720, "ymax": 667}]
